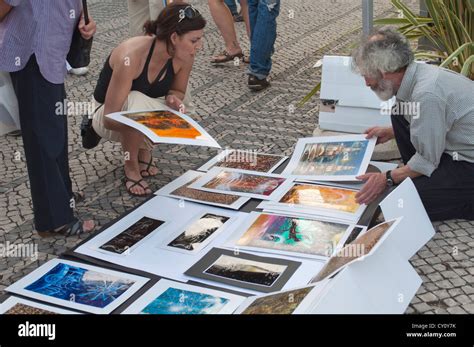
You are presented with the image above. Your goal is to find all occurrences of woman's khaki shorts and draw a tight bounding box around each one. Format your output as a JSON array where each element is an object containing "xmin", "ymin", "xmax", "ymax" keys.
[{"xmin": 92, "ymin": 91, "xmax": 170, "ymax": 151}]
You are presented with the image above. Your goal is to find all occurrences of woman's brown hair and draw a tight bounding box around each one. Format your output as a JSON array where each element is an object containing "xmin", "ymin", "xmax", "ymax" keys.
[{"xmin": 143, "ymin": 3, "xmax": 206, "ymax": 53}]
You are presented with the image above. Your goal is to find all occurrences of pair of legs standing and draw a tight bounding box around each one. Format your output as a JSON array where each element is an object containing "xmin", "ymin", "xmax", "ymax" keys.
[
  {"xmin": 127, "ymin": 0, "xmax": 167, "ymax": 36},
  {"xmin": 10, "ymin": 55, "xmax": 93, "ymax": 234},
  {"xmin": 209, "ymin": 0, "xmax": 250, "ymax": 63},
  {"xmin": 247, "ymin": 0, "xmax": 280, "ymax": 89}
]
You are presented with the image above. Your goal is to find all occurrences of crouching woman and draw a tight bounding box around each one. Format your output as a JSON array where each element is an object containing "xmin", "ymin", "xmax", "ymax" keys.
[{"xmin": 92, "ymin": 3, "xmax": 205, "ymax": 196}]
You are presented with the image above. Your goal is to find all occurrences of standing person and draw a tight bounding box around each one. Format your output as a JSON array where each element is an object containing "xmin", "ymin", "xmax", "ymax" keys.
[
  {"xmin": 0, "ymin": 0, "xmax": 96, "ymax": 236},
  {"xmin": 92, "ymin": 3, "xmax": 206, "ymax": 197},
  {"xmin": 209, "ymin": 0, "xmax": 250, "ymax": 63},
  {"xmin": 127, "ymin": 0, "xmax": 167, "ymax": 37},
  {"xmin": 246, "ymin": 0, "xmax": 280, "ymax": 91}
]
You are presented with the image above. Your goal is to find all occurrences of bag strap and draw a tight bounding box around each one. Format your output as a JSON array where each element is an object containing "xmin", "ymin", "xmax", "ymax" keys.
[{"xmin": 82, "ymin": 0, "xmax": 89, "ymax": 25}]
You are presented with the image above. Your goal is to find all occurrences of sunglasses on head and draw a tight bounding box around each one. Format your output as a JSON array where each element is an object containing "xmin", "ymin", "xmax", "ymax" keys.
[{"xmin": 178, "ymin": 5, "xmax": 201, "ymax": 23}]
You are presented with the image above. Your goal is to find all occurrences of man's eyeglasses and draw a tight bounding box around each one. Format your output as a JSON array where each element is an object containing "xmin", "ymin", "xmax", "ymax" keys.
[{"xmin": 178, "ymin": 6, "xmax": 201, "ymax": 23}]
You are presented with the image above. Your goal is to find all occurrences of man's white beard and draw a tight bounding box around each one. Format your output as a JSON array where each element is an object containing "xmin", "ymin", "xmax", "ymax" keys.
[{"xmin": 373, "ymin": 79, "xmax": 395, "ymax": 101}]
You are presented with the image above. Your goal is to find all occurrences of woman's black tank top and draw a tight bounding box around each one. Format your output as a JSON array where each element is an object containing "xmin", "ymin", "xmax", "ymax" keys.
[{"xmin": 94, "ymin": 39, "xmax": 175, "ymax": 104}]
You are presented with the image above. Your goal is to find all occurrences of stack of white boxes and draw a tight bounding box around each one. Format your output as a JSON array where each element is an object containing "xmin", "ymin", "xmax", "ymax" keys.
[{"xmin": 318, "ymin": 55, "xmax": 394, "ymax": 134}]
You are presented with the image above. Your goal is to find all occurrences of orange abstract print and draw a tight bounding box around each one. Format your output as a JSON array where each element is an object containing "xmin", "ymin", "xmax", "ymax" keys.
[
  {"xmin": 125, "ymin": 111, "xmax": 202, "ymax": 139},
  {"xmin": 279, "ymin": 184, "xmax": 360, "ymax": 213}
]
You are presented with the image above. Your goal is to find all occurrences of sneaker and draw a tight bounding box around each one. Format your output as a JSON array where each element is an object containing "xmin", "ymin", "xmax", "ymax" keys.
[
  {"xmin": 6, "ymin": 130, "xmax": 22, "ymax": 137},
  {"xmin": 68, "ymin": 67, "xmax": 89, "ymax": 76},
  {"xmin": 248, "ymin": 75, "xmax": 270, "ymax": 91}
]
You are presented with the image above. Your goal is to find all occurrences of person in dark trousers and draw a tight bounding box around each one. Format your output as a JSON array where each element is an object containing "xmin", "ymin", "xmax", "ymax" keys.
[
  {"xmin": 246, "ymin": 0, "xmax": 280, "ymax": 91},
  {"xmin": 0, "ymin": 0, "xmax": 96, "ymax": 235},
  {"xmin": 352, "ymin": 27, "xmax": 474, "ymax": 221}
]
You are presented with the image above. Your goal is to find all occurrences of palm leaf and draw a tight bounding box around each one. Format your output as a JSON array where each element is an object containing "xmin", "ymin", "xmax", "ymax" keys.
[
  {"xmin": 460, "ymin": 55, "xmax": 474, "ymax": 76},
  {"xmin": 298, "ymin": 83, "xmax": 321, "ymax": 108},
  {"xmin": 440, "ymin": 42, "xmax": 474, "ymax": 67}
]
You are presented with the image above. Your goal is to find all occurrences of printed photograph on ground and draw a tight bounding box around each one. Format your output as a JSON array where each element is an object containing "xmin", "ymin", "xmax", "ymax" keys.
[
  {"xmin": 204, "ymin": 254, "xmax": 287, "ymax": 287},
  {"xmin": 168, "ymin": 214, "xmax": 230, "ymax": 252},
  {"xmin": 237, "ymin": 213, "xmax": 348, "ymax": 257}
]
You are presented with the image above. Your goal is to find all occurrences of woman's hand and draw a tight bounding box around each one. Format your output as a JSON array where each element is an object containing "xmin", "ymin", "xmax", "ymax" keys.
[
  {"xmin": 78, "ymin": 15, "xmax": 96, "ymax": 40},
  {"xmin": 166, "ymin": 94, "xmax": 186, "ymax": 113}
]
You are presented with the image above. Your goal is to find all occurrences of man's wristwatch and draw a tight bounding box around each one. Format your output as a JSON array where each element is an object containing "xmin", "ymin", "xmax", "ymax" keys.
[{"xmin": 386, "ymin": 170, "xmax": 396, "ymax": 187}]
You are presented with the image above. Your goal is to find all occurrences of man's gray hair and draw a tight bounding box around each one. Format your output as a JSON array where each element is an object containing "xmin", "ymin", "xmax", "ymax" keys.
[{"xmin": 352, "ymin": 27, "xmax": 414, "ymax": 77}]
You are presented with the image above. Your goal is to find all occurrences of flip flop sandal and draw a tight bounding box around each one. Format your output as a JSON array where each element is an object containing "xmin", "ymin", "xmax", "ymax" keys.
[
  {"xmin": 38, "ymin": 218, "xmax": 94, "ymax": 238},
  {"xmin": 211, "ymin": 50, "xmax": 244, "ymax": 64},
  {"xmin": 139, "ymin": 156, "xmax": 158, "ymax": 177},
  {"xmin": 124, "ymin": 176, "xmax": 153, "ymax": 197}
]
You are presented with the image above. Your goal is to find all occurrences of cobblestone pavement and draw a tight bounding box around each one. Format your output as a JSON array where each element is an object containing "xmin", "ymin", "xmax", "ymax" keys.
[{"xmin": 0, "ymin": 0, "xmax": 472, "ymax": 314}]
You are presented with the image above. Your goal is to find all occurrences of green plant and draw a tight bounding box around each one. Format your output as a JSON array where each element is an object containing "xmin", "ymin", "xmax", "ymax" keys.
[
  {"xmin": 297, "ymin": 82, "xmax": 321, "ymax": 108},
  {"xmin": 375, "ymin": 0, "xmax": 473, "ymax": 79}
]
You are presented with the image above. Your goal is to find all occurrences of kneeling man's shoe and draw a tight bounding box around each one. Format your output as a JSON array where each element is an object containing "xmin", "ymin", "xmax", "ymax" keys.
[{"xmin": 248, "ymin": 75, "xmax": 270, "ymax": 91}]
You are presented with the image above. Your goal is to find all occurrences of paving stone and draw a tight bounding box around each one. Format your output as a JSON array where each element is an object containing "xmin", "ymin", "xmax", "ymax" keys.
[
  {"xmin": 433, "ymin": 264, "xmax": 447, "ymax": 271},
  {"xmin": 448, "ymin": 288, "xmax": 463, "ymax": 297},
  {"xmin": 441, "ymin": 270, "xmax": 459, "ymax": 279},
  {"xmin": 449, "ymin": 277, "xmax": 466, "ymax": 287},
  {"xmin": 437, "ymin": 280, "xmax": 454, "ymax": 289},
  {"xmin": 465, "ymin": 275, "xmax": 474, "ymax": 284},
  {"xmin": 419, "ymin": 293, "xmax": 438, "ymax": 303},
  {"xmin": 446, "ymin": 222, "xmax": 460, "ymax": 230},
  {"xmin": 433, "ymin": 289, "xmax": 450, "ymax": 300},
  {"xmin": 432, "ymin": 307, "xmax": 449, "ymax": 314},
  {"xmin": 446, "ymin": 306, "xmax": 467, "ymax": 314},
  {"xmin": 453, "ymin": 268, "xmax": 468, "ymax": 277},
  {"xmin": 424, "ymin": 282, "xmax": 438, "ymax": 292},
  {"xmin": 455, "ymin": 295, "xmax": 471, "ymax": 305},
  {"xmin": 457, "ymin": 222, "xmax": 473, "ymax": 229},
  {"xmin": 427, "ymin": 273, "xmax": 443, "ymax": 282},
  {"xmin": 438, "ymin": 254, "xmax": 455, "ymax": 262},
  {"xmin": 419, "ymin": 265, "xmax": 435, "ymax": 275},
  {"xmin": 466, "ymin": 249, "xmax": 474, "ymax": 257},
  {"xmin": 425, "ymin": 257, "xmax": 443, "ymax": 265},
  {"xmin": 462, "ymin": 303, "xmax": 474, "ymax": 314},
  {"xmin": 462, "ymin": 286, "xmax": 474, "ymax": 295},
  {"xmin": 413, "ymin": 302, "xmax": 432, "ymax": 313},
  {"xmin": 442, "ymin": 298, "xmax": 458, "ymax": 307},
  {"xmin": 411, "ymin": 259, "xmax": 428, "ymax": 267},
  {"xmin": 437, "ymin": 224, "xmax": 452, "ymax": 232}
]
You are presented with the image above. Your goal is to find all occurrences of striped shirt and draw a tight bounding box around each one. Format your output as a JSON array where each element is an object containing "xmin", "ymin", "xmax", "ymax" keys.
[
  {"xmin": 396, "ymin": 62, "xmax": 474, "ymax": 177},
  {"xmin": 0, "ymin": 0, "xmax": 82, "ymax": 84}
]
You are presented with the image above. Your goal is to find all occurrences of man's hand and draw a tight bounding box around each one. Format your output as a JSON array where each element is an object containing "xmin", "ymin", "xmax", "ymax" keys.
[
  {"xmin": 355, "ymin": 172, "xmax": 387, "ymax": 205},
  {"xmin": 78, "ymin": 15, "xmax": 96, "ymax": 40},
  {"xmin": 166, "ymin": 94, "xmax": 186, "ymax": 113},
  {"xmin": 365, "ymin": 126, "xmax": 394, "ymax": 145},
  {"xmin": 0, "ymin": 0, "xmax": 12, "ymax": 22}
]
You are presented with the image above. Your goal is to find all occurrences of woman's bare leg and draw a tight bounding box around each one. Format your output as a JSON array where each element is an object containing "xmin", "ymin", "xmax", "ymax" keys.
[
  {"xmin": 208, "ymin": 0, "xmax": 242, "ymax": 58},
  {"xmin": 138, "ymin": 148, "xmax": 159, "ymax": 176},
  {"xmin": 104, "ymin": 118, "xmax": 151, "ymax": 195}
]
